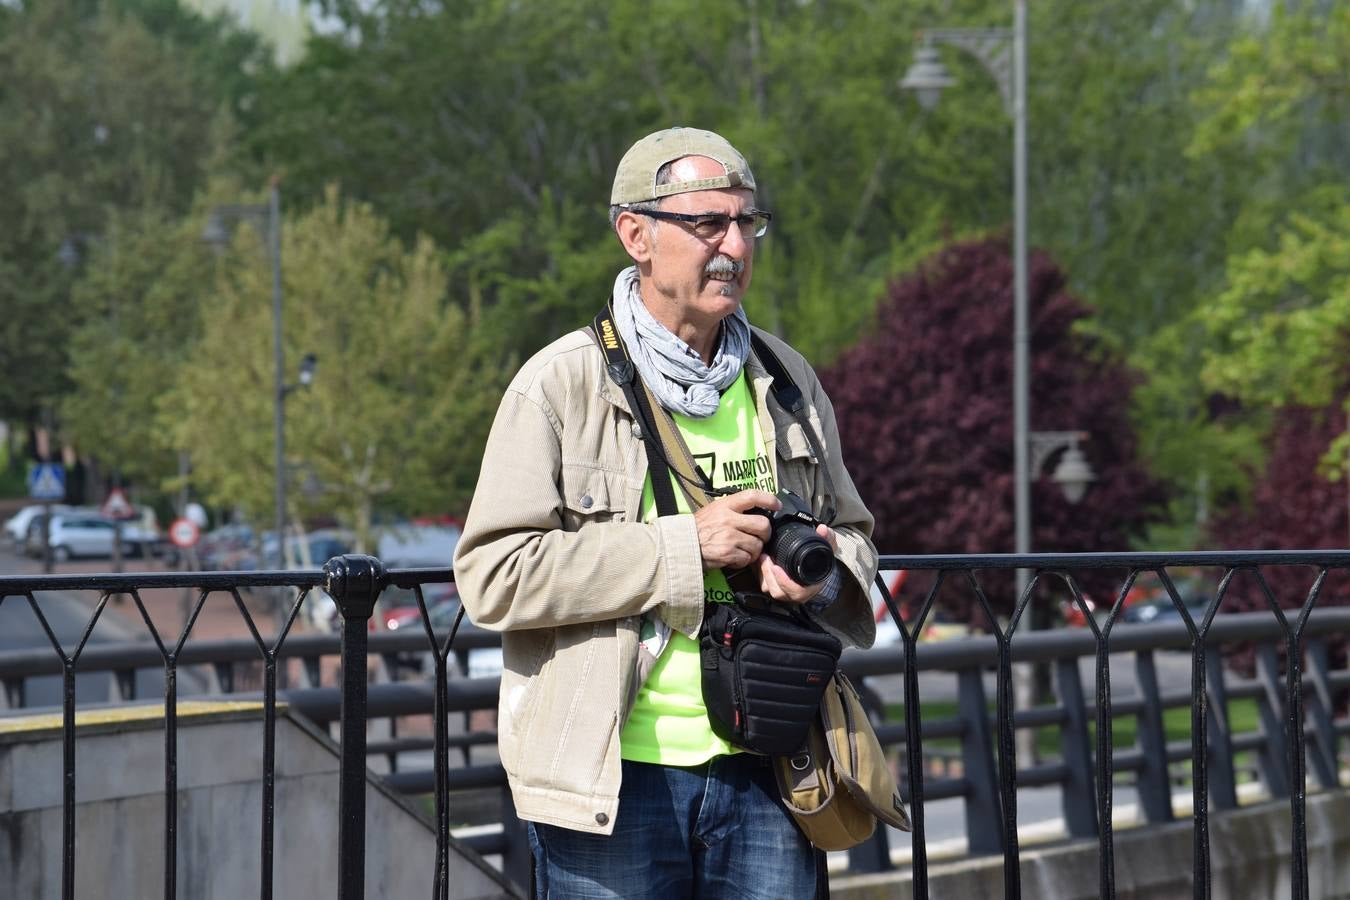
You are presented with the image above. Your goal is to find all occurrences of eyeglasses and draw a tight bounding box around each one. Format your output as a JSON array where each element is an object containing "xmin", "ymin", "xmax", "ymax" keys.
[{"xmin": 635, "ymin": 209, "xmax": 773, "ymax": 240}]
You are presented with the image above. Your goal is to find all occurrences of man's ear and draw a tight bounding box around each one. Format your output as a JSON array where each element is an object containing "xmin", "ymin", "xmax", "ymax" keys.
[{"xmin": 614, "ymin": 210, "xmax": 654, "ymax": 263}]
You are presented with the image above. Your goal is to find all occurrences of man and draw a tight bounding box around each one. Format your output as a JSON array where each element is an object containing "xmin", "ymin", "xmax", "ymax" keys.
[{"xmin": 454, "ymin": 126, "xmax": 878, "ymax": 899}]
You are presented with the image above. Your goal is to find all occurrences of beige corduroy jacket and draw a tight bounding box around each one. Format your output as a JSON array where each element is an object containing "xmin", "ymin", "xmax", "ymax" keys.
[{"xmin": 453, "ymin": 325, "xmax": 878, "ymax": 835}]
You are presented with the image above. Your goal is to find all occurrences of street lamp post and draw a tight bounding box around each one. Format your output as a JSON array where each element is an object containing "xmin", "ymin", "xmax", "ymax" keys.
[
  {"xmin": 902, "ymin": 3, "xmax": 1097, "ymax": 758},
  {"xmin": 900, "ymin": 6, "xmax": 1037, "ymax": 586},
  {"xmin": 205, "ymin": 183, "xmax": 317, "ymax": 647},
  {"xmin": 203, "ymin": 181, "xmax": 290, "ymax": 574}
]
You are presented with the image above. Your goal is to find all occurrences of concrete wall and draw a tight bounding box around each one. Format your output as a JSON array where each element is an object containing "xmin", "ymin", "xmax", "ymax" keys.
[
  {"xmin": 0, "ymin": 701, "xmax": 515, "ymax": 899},
  {"xmin": 833, "ymin": 789, "xmax": 1350, "ymax": 900}
]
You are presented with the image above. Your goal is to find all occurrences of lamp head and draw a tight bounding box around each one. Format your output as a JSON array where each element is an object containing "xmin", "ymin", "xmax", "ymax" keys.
[
  {"xmin": 202, "ymin": 212, "xmax": 231, "ymax": 250},
  {"xmin": 298, "ymin": 353, "xmax": 318, "ymax": 388},
  {"xmin": 899, "ymin": 45, "xmax": 956, "ymax": 110},
  {"xmin": 1052, "ymin": 445, "xmax": 1096, "ymax": 504}
]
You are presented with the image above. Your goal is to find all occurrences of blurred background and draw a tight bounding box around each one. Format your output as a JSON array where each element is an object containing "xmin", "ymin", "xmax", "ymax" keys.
[{"xmin": 0, "ymin": 0, "xmax": 1345, "ymax": 623}]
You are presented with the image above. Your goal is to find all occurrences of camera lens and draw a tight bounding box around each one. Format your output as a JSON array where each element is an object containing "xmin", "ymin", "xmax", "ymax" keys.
[{"xmin": 766, "ymin": 521, "xmax": 834, "ymax": 586}]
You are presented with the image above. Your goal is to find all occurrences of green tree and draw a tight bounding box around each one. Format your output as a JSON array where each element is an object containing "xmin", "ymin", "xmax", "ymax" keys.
[
  {"xmin": 0, "ymin": 0, "xmax": 269, "ymax": 422},
  {"xmin": 60, "ymin": 206, "xmax": 218, "ymax": 492},
  {"xmin": 1118, "ymin": 2, "xmax": 1348, "ymax": 545},
  {"xmin": 167, "ymin": 186, "xmax": 494, "ymax": 550},
  {"xmin": 247, "ymin": 0, "xmax": 1005, "ymax": 363},
  {"xmin": 1190, "ymin": 4, "xmax": 1349, "ymax": 536}
]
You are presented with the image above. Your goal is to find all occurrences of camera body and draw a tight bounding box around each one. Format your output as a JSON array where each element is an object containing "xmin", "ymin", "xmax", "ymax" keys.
[{"xmin": 754, "ymin": 490, "xmax": 835, "ymax": 586}]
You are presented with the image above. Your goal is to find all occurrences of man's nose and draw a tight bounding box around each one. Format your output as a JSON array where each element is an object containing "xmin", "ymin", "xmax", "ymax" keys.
[{"xmin": 718, "ymin": 220, "xmax": 751, "ymax": 257}]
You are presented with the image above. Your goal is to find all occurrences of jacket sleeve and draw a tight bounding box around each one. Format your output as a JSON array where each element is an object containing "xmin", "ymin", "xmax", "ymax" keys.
[
  {"xmin": 452, "ymin": 386, "xmax": 706, "ymax": 636},
  {"xmin": 805, "ymin": 367, "xmax": 879, "ymax": 650}
]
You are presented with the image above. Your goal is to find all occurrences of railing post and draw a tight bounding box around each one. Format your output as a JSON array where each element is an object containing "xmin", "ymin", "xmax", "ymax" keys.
[
  {"xmin": 1303, "ymin": 639, "xmax": 1339, "ymax": 788},
  {"xmin": 499, "ymin": 787, "xmax": 533, "ymax": 892},
  {"xmin": 1132, "ymin": 650, "xmax": 1175, "ymax": 823},
  {"xmin": 3, "ymin": 675, "xmax": 25, "ymax": 709},
  {"xmin": 1055, "ymin": 657, "xmax": 1098, "ymax": 838},
  {"xmin": 1253, "ymin": 643, "xmax": 1291, "ymax": 797},
  {"xmin": 957, "ymin": 667, "xmax": 1004, "ymax": 854},
  {"xmin": 325, "ymin": 554, "xmax": 386, "ymax": 900},
  {"xmin": 1204, "ymin": 652, "xmax": 1239, "ymax": 810}
]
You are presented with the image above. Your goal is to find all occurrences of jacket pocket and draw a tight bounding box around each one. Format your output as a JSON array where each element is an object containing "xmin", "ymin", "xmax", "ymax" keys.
[
  {"xmin": 559, "ymin": 464, "xmax": 627, "ymax": 530},
  {"xmin": 776, "ymin": 422, "xmax": 818, "ymax": 499}
]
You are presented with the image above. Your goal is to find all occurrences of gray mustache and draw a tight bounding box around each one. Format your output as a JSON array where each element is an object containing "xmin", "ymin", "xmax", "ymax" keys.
[{"xmin": 705, "ymin": 256, "xmax": 745, "ymax": 278}]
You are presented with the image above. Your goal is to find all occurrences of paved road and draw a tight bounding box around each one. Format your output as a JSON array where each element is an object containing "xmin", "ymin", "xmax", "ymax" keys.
[{"xmin": 0, "ymin": 541, "xmax": 193, "ymax": 706}]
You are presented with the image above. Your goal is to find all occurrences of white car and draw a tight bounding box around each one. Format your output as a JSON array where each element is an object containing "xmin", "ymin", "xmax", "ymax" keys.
[
  {"xmin": 46, "ymin": 513, "xmax": 160, "ymax": 561},
  {"xmin": 4, "ymin": 503, "xmax": 71, "ymax": 547}
]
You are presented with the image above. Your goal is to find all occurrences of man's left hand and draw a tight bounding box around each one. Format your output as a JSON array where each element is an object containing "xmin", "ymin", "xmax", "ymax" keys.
[{"xmin": 757, "ymin": 524, "xmax": 838, "ymax": 605}]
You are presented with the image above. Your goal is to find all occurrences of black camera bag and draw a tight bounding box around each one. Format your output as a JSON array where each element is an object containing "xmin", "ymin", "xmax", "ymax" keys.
[{"xmin": 699, "ymin": 595, "xmax": 842, "ymax": 755}]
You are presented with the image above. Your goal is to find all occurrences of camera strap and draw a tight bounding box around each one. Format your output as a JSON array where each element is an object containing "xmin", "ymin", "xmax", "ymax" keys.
[{"xmin": 748, "ymin": 334, "xmax": 839, "ymax": 526}]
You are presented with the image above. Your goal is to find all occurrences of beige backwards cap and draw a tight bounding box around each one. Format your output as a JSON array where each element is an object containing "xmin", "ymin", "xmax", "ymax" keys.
[{"xmin": 610, "ymin": 126, "xmax": 756, "ymax": 206}]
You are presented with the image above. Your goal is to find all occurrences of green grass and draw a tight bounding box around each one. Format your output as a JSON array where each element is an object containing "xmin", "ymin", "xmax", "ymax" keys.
[{"xmin": 888, "ymin": 697, "xmax": 1261, "ymax": 776}]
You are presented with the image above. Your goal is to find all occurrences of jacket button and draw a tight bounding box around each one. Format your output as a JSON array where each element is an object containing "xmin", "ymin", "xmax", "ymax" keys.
[
  {"xmin": 595, "ymin": 812, "xmax": 609, "ymax": 825},
  {"xmin": 632, "ymin": 423, "xmax": 642, "ymax": 439},
  {"xmin": 580, "ymin": 494, "xmax": 594, "ymax": 509}
]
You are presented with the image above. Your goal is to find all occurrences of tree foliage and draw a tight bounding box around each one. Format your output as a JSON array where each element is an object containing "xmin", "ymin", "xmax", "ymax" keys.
[
  {"xmin": 1208, "ymin": 404, "xmax": 1350, "ymax": 633},
  {"xmin": 60, "ymin": 207, "xmax": 218, "ymax": 489},
  {"xmin": 0, "ymin": 0, "xmax": 270, "ymax": 421},
  {"xmin": 166, "ymin": 187, "xmax": 494, "ymax": 550},
  {"xmin": 1, "ymin": 0, "xmax": 1342, "ymax": 550},
  {"xmin": 820, "ymin": 238, "xmax": 1165, "ymax": 620},
  {"xmin": 1190, "ymin": 3, "xmax": 1350, "ymax": 544}
]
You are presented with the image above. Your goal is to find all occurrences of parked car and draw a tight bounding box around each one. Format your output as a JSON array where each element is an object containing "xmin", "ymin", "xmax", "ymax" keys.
[
  {"xmin": 1123, "ymin": 593, "xmax": 1212, "ymax": 625},
  {"xmin": 41, "ymin": 513, "xmax": 160, "ymax": 561},
  {"xmin": 869, "ymin": 571, "xmax": 973, "ymax": 645},
  {"xmin": 376, "ymin": 522, "xmax": 460, "ymax": 565},
  {"xmin": 4, "ymin": 503, "xmax": 71, "ymax": 548},
  {"xmin": 23, "ymin": 507, "xmax": 100, "ymax": 557},
  {"xmin": 229, "ymin": 528, "xmax": 353, "ymax": 572},
  {"xmin": 374, "ymin": 582, "xmax": 459, "ymax": 634},
  {"xmin": 165, "ymin": 522, "xmax": 252, "ymax": 570}
]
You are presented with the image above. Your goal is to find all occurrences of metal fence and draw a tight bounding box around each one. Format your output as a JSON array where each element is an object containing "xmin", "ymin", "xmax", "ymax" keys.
[{"xmin": 2, "ymin": 550, "xmax": 1349, "ymax": 900}]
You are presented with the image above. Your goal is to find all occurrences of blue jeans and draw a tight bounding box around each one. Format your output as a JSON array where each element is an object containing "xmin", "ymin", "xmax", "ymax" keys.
[{"xmin": 528, "ymin": 755, "xmax": 817, "ymax": 899}]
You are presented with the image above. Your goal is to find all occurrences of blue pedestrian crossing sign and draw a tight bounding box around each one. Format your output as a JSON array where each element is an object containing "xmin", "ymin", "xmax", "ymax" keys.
[{"xmin": 28, "ymin": 463, "xmax": 66, "ymax": 500}]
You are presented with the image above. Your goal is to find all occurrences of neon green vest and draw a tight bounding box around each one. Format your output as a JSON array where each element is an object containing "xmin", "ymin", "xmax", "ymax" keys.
[{"xmin": 619, "ymin": 370, "xmax": 775, "ymax": 765}]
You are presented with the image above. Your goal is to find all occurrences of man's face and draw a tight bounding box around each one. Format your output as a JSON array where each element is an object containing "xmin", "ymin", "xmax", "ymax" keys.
[{"xmin": 641, "ymin": 155, "xmax": 757, "ymax": 330}]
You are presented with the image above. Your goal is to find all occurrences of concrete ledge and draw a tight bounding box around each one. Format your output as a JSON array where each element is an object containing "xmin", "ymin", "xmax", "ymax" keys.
[
  {"xmin": 0, "ymin": 700, "xmax": 516, "ymax": 899},
  {"xmin": 831, "ymin": 789, "xmax": 1350, "ymax": 900}
]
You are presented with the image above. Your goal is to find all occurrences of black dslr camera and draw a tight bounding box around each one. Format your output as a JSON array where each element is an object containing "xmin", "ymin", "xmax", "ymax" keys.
[{"xmin": 753, "ymin": 490, "xmax": 835, "ymax": 586}]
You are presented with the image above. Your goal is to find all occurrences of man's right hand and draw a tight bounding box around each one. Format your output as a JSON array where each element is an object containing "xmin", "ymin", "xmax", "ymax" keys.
[{"xmin": 693, "ymin": 490, "xmax": 780, "ymax": 571}]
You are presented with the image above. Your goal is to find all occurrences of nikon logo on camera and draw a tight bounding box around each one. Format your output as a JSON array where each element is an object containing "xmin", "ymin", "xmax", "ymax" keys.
[{"xmin": 600, "ymin": 318, "xmax": 620, "ymax": 350}]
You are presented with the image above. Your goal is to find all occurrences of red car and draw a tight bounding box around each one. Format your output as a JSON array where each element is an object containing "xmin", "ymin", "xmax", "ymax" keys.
[{"xmin": 370, "ymin": 581, "xmax": 458, "ymax": 633}]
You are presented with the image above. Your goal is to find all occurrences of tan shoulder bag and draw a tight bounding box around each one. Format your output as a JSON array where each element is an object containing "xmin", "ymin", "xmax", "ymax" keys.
[{"xmin": 773, "ymin": 671, "xmax": 911, "ymax": 850}]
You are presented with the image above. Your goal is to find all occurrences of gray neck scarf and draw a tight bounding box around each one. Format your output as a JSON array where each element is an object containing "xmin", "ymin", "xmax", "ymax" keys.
[{"xmin": 611, "ymin": 266, "xmax": 751, "ymax": 418}]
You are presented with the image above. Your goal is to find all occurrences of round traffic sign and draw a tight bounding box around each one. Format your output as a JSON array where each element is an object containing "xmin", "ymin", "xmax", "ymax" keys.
[{"xmin": 169, "ymin": 517, "xmax": 201, "ymax": 549}]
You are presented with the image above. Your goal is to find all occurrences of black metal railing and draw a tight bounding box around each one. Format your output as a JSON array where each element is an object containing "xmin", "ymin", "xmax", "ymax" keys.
[{"xmin": 2, "ymin": 550, "xmax": 1349, "ymax": 900}]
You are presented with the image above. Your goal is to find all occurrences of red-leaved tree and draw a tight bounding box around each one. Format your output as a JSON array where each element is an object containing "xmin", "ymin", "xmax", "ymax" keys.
[
  {"xmin": 1201, "ymin": 405, "xmax": 1350, "ymax": 683},
  {"xmin": 820, "ymin": 237, "xmax": 1166, "ymax": 624},
  {"xmin": 1210, "ymin": 404, "xmax": 1350, "ymax": 612}
]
